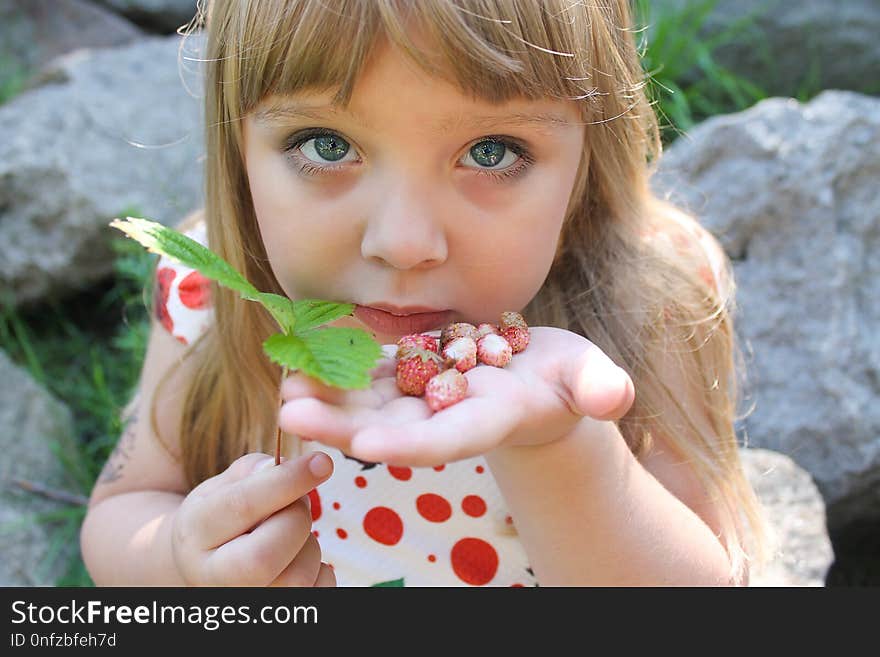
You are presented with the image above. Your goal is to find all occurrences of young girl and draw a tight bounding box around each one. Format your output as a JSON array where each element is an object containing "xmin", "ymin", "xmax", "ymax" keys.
[{"xmin": 81, "ymin": 0, "xmax": 770, "ymax": 586}]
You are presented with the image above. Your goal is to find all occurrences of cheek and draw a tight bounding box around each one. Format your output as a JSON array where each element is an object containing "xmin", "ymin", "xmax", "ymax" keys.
[
  {"xmin": 456, "ymin": 176, "xmax": 569, "ymax": 319},
  {"xmin": 245, "ymin": 158, "xmax": 357, "ymax": 294}
]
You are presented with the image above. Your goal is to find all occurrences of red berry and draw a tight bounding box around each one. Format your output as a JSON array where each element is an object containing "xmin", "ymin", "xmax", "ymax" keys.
[
  {"xmin": 499, "ymin": 311, "xmax": 528, "ymax": 330},
  {"xmin": 396, "ymin": 333, "xmax": 439, "ymax": 360},
  {"xmin": 441, "ymin": 336, "xmax": 477, "ymax": 372},
  {"xmin": 476, "ymin": 323, "xmax": 500, "ymax": 340},
  {"xmin": 501, "ymin": 325, "xmax": 530, "ymax": 353},
  {"xmin": 425, "ymin": 368, "xmax": 468, "ymax": 412},
  {"xmin": 476, "ymin": 333, "xmax": 512, "ymax": 367},
  {"xmin": 396, "ymin": 349, "xmax": 442, "ymax": 396},
  {"xmin": 440, "ymin": 322, "xmax": 478, "ymax": 349}
]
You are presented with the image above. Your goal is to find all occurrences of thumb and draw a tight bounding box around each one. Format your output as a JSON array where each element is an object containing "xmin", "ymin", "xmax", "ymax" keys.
[{"xmin": 562, "ymin": 345, "xmax": 635, "ymax": 422}]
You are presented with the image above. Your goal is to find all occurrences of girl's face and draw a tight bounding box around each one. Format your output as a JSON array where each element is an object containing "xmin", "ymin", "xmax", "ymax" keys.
[{"xmin": 242, "ymin": 35, "xmax": 585, "ymax": 344}]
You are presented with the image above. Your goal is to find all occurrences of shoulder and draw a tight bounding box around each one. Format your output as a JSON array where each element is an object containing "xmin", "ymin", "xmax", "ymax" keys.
[
  {"xmin": 641, "ymin": 204, "xmax": 731, "ymax": 300},
  {"xmin": 154, "ymin": 210, "xmax": 214, "ymax": 347}
]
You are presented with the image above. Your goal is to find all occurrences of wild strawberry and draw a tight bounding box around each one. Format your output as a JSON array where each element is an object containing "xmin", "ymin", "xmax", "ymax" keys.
[
  {"xmin": 476, "ymin": 323, "xmax": 500, "ymax": 340},
  {"xmin": 476, "ymin": 333, "xmax": 512, "ymax": 367},
  {"xmin": 439, "ymin": 322, "xmax": 478, "ymax": 349},
  {"xmin": 441, "ymin": 336, "xmax": 477, "ymax": 373},
  {"xmin": 425, "ymin": 368, "xmax": 468, "ymax": 412},
  {"xmin": 396, "ymin": 349, "xmax": 443, "ymax": 396},
  {"xmin": 396, "ymin": 333, "xmax": 439, "ymax": 360},
  {"xmin": 500, "ymin": 326, "xmax": 530, "ymax": 353},
  {"xmin": 500, "ymin": 311, "xmax": 528, "ymax": 330}
]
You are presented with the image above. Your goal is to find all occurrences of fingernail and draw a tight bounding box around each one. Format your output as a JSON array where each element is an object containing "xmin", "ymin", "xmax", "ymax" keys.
[{"xmin": 308, "ymin": 453, "xmax": 333, "ymax": 478}]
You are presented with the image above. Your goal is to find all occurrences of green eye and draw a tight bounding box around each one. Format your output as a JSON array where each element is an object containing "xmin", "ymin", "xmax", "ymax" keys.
[
  {"xmin": 306, "ymin": 134, "xmax": 350, "ymax": 162},
  {"xmin": 470, "ymin": 140, "xmax": 507, "ymax": 167}
]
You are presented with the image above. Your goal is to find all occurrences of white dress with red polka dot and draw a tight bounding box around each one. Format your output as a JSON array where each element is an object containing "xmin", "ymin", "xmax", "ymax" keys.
[{"xmin": 155, "ymin": 225, "xmax": 536, "ymax": 587}]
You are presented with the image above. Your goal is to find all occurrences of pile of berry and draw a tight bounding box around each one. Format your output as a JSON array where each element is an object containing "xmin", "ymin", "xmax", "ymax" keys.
[{"xmin": 395, "ymin": 311, "xmax": 530, "ymax": 412}]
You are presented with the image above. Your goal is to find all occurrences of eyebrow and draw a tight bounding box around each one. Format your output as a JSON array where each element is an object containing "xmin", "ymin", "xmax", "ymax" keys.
[{"xmin": 252, "ymin": 102, "xmax": 573, "ymax": 133}]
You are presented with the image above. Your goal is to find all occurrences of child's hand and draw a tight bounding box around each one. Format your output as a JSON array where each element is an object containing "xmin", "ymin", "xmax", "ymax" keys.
[
  {"xmin": 278, "ymin": 327, "xmax": 634, "ymax": 467},
  {"xmin": 171, "ymin": 452, "xmax": 336, "ymax": 586}
]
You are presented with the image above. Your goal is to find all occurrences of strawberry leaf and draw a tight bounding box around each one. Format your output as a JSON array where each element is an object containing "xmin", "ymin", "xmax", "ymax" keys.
[
  {"xmin": 111, "ymin": 216, "xmax": 384, "ymax": 391},
  {"xmin": 110, "ymin": 217, "xmax": 261, "ymax": 300},
  {"xmin": 264, "ymin": 329, "xmax": 383, "ymax": 390},
  {"xmin": 291, "ymin": 299, "xmax": 357, "ymax": 334}
]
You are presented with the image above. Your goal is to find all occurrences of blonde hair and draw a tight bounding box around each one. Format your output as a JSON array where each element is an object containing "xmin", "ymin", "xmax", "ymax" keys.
[{"xmin": 156, "ymin": 0, "xmax": 770, "ymax": 583}]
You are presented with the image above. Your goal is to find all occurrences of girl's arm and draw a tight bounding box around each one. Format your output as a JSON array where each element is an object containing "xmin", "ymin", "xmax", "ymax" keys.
[
  {"xmin": 485, "ymin": 352, "xmax": 737, "ymax": 587},
  {"xmin": 81, "ymin": 317, "xmax": 334, "ymax": 587},
  {"xmin": 80, "ymin": 317, "xmax": 199, "ymax": 586}
]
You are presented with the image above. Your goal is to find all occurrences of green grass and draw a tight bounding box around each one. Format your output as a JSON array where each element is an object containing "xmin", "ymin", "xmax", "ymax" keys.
[
  {"xmin": 634, "ymin": 0, "xmax": 770, "ymax": 142},
  {"xmin": 0, "ymin": 56, "xmax": 29, "ymax": 105},
  {"xmin": 0, "ymin": 224, "xmax": 155, "ymax": 586}
]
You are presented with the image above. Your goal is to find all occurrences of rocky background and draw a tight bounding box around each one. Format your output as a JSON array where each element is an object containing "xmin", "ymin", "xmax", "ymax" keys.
[{"xmin": 1, "ymin": 0, "xmax": 876, "ymax": 586}]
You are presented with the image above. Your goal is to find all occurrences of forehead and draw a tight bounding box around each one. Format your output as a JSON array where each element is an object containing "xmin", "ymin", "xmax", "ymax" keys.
[{"xmin": 251, "ymin": 36, "xmax": 582, "ymax": 134}]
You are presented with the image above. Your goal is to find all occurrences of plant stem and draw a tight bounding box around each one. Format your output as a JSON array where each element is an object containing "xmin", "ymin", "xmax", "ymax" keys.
[
  {"xmin": 10, "ymin": 478, "xmax": 89, "ymax": 506},
  {"xmin": 275, "ymin": 366, "xmax": 289, "ymax": 465}
]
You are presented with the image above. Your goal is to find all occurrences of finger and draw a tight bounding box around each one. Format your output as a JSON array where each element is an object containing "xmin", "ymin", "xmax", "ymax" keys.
[
  {"xmin": 190, "ymin": 453, "xmax": 280, "ymax": 498},
  {"xmin": 280, "ymin": 373, "xmax": 347, "ymax": 405},
  {"xmin": 280, "ymin": 366, "xmax": 401, "ymax": 408},
  {"xmin": 314, "ymin": 562, "xmax": 337, "ymax": 587},
  {"xmin": 207, "ymin": 497, "xmax": 313, "ymax": 586},
  {"xmin": 279, "ymin": 393, "xmax": 430, "ymax": 453},
  {"xmin": 561, "ymin": 343, "xmax": 635, "ymax": 421},
  {"xmin": 269, "ymin": 533, "xmax": 323, "ymax": 587},
  {"xmin": 349, "ymin": 395, "xmax": 522, "ymax": 467},
  {"xmin": 194, "ymin": 452, "xmax": 333, "ymax": 548}
]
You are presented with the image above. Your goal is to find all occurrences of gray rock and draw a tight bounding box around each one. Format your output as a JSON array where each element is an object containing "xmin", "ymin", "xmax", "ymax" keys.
[
  {"xmin": 93, "ymin": 0, "xmax": 199, "ymax": 33},
  {"xmin": 0, "ymin": 0, "xmax": 142, "ymax": 103},
  {"xmin": 0, "ymin": 350, "xmax": 80, "ymax": 586},
  {"xmin": 0, "ymin": 33, "xmax": 205, "ymax": 307},
  {"xmin": 741, "ymin": 448, "xmax": 833, "ymax": 587},
  {"xmin": 653, "ymin": 90, "xmax": 880, "ymax": 533},
  {"xmin": 650, "ymin": 0, "xmax": 880, "ymax": 97}
]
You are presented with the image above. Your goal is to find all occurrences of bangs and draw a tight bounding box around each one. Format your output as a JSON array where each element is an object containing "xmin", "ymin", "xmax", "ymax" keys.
[{"xmin": 223, "ymin": 0, "xmax": 597, "ymax": 116}]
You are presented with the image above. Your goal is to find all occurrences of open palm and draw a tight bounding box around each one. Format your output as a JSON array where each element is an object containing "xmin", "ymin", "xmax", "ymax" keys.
[{"xmin": 279, "ymin": 326, "xmax": 634, "ymax": 467}]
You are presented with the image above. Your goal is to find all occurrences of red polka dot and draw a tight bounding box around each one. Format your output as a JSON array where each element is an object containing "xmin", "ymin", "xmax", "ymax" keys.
[
  {"xmin": 312, "ymin": 530, "xmax": 319, "ymax": 538},
  {"xmin": 336, "ymin": 528, "xmax": 348, "ymax": 539},
  {"xmin": 511, "ymin": 583, "xmax": 524, "ymax": 587},
  {"xmin": 363, "ymin": 507, "xmax": 403, "ymax": 546},
  {"xmin": 155, "ymin": 267, "xmax": 176, "ymax": 334},
  {"xmin": 428, "ymin": 554, "xmax": 436, "ymax": 563},
  {"xmin": 388, "ymin": 466, "xmax": 412, "ymax": 481},
  {"xmin": 433, "ymin": 465, "xmax": 445, "ymax": 472},
  {"xmin": 451, "ymin": 538, "xmax": 498, "ymax": 586},
  {"xmin": 332, "ymin": 502, "xmax": 340, "ymax": 510},
  {"xmin": 416, "ymin": 493, "xmax": 452, "ymax": 523},
  {"xmin": 355, "ymin": 476, "xmax": 367, "ymax": 488},
  {"xmin": 461, "ymin": 495, "xmax": 487, "ymax": 517},
  {"xmin": 307, "ymin": 488, "xmax": 321, "ymax": 521},
  {"xmin": 475, "ymin": 465, "xmax": 484, "ymax": 474},
  {"xmin": 178, "ymin": 270, "xmax": 212, "ymax": 309}
]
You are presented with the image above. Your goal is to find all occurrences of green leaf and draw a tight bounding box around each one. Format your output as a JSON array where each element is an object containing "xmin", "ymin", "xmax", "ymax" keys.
[
  {"xmin": 109, "ymin": 217, "xmax": 260, "ymax": 302},
  {"xmin": 372, "ymin": 578, "xmax": 405, "ymax": 587},
  {"xmin": 291, "ymin": 299, "xmax": 357, "ymax": 334},
  {"xmin": 263, "ymin": 328, "xmax": 383, "ymax": 390},
  {"xmin": 255, "ymin": 292, "xmax": 298, "ymax": 334},
  {"xmin": 112, "ymin": 216, "xmax": 385, "ymax": 391}
]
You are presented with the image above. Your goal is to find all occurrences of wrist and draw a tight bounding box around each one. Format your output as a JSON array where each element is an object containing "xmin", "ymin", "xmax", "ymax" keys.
[{"xmin": 487, "ymin": 416, "xmax": 624, "ymax": 482}]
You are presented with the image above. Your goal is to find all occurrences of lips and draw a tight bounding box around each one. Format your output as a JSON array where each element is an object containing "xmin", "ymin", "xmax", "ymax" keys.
[{"xmin": 354, "ymin": 305, "xmax": 453, "ymax": 336}]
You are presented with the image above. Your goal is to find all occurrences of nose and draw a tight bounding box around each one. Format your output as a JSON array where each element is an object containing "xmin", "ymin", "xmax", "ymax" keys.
[{"xmin": 360, "ymin": 173, "xmax": 449, "ymax": 270}]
